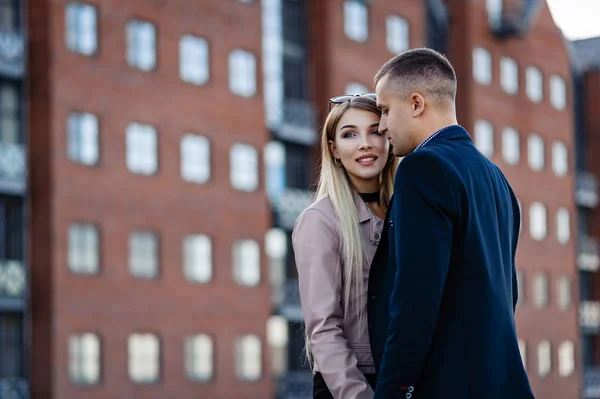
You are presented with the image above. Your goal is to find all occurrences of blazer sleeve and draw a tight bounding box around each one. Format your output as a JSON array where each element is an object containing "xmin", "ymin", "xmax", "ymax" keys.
[
  {"xmin": 292, "ymin": 208, "xmax": 374, "ymax": 399},
  {"xmin": 510, "ymin": 189, "xmax": 521, "ymax": 312},
  {"xmin": 374, "ymin": 151, "xmax": 457, "ymax": 399}
]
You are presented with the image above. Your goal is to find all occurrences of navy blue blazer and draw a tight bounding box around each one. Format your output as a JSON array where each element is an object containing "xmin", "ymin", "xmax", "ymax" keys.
[{"xmin": 367, "ymin": 125, "xmax": 534, "ymax": 399}]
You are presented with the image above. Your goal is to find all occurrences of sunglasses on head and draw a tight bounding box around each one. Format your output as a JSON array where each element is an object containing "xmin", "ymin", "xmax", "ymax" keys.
[{"xmin": 328, "ymin": 93, "xmax": 377, "ymax": 111}]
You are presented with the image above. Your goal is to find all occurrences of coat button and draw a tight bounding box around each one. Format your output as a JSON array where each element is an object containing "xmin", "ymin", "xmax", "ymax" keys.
[{"xmin": 374, "ymin": 232, "xmax": 380, "ymax": 240}]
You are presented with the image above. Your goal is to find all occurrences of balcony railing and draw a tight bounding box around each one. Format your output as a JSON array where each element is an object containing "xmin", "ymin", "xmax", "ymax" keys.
[
  {"xmin": 272, "ymin": 99, "xmax": 318, "ymax": 146},
  {"xmin": 272, "ymin": 188, "xmax": 313, "ymax": 231},
  {"xmin": 0, "ymin": 142, "xmax": 26, "ymax": 193},
  {"xmin": 277, "ymin": 278, "xmax": 302, "ymax": 321},
  {"xmin": 0, "ymin": 260, "xmax": 26, "ymax": 298},
  {"xmin": 489, "ymin": 0, "xmax": 540, "ymax": 38},
  {"xmin": 0, "ymin": 29, "xmax": 25, "ymax": 78},
  {"xmin": 576, "ymin": 171, "xmax": 599, "ymax": 209},
  {"xmin": 584, "ymin": 367, "xmax": 600, "ymax": 398},
  {"xmin": 579, "ymin": 235, "xmax": 600, "ymax": 272},
  {"xmin": 276, "ymin": 371, "xmax": 312, "ymax": 399},
  {"xmin": 580, "ymin": 301, "xmax": 600, "ymax": 333},
  {"xmin": 0, "ymin": 378, "xmax": 28, "ymax": 399}
]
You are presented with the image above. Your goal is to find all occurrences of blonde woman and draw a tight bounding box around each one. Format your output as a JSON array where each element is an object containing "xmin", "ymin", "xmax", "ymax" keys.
[{"xmin": 292, "ymin": 94, "xmax": 398, "ymax": 399}]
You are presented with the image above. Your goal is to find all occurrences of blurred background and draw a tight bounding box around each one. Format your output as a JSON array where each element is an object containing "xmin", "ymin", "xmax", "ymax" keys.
[{"xmin": 0, "ymin": 0, "xmax": 599, "ymax": 398}]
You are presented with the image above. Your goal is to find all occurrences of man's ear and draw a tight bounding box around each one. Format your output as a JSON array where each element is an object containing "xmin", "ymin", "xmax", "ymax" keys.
[
  {"xmin": 328, "ymin": 140, "xmax": 339, "ymax": 159},
  {"xmin": 410, "ymin": 92, "xmax": 426, "ymax": 117}
]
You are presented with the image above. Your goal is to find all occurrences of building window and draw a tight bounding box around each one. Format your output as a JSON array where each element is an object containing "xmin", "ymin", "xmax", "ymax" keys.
[
  {"xmin": 537, "ymin": 340, "xmax": 551, "ymax": 377},
  {"xmin": 557, "ymin": 276, "xmax": 571, "ymax": 310},
  {"xmin": 386, "ymin": 15, "xmax": 409, "ymax": 54},
  {"xmin": 67, "ymin": 112, "xmax": 99, "ymax": 166},
  {"xmin": 128, "ymin": 334, "xmax": 160, "ymax": 383},
  {"xmin": 526, "ymin": 66, "xmax": 543, "ymax": 103},
  {"xmin": 345, "ymin": 82, "xmax": 368, "ymax": 96},
  {"xmin": 550, "ymin": 75, "xmax": 566, "ymax": 110},
  {"xmin": 502, "ymin": 127, "xmax": 520, "ymax": 165},
  {"xmin": 516, "ymin": 269, "xmax": 524, "ymax": 305},
  {"xmin": 473, "ymin": 47, "xmax": 492, "ymax": 85},
  {"xmin": 344, "ymin": 0, "xmax": 368, "ymax": 43},
  {"xmin": 183, "ymin": 234, "xmax": 212, "ymax": 283},
  {"xmin": 264, "ymin": 141, "xmax": 286, "ymax": 202},
  {"xmin": 0, "ymin": 313, "xmax": 24, "ymax": 378},
  {"xmin": 486, "ymin": 0, "xmax": 503, "ymax": 28},
  {"xmin": 65, "ymin": 2, "xmax": 97, "ymax": 56},
  {"xmin": 500, "ymin": 57, "xmax": 518, "ymax": 95},
  {"xmin": 126, "ymin": 122, "xmax": 158, "ymax": 175},
  {"xmin": 558, "ymin": 341, "xmax": 574, "ymax": 377},
  {"xmin": 527, "ymin": 134, "xmax": 544, "ymax": 171},
  {"xmin": 267, "ymin": 315, "xmax": 289, "ymax": 376},
  {"xmin": 230, "ymin": 143, "xmax": 258, "ymax": 192},
  {"xmin": 179, "ymin": 35, "xmax": 209, "ymax": 85},
  {"xmin": 556, "ymin": 207, "xmax": 570, "ymax": 245},
  {"xmin": 228, "ymin": 49, "xmax": 257, "ymax": 97},
  {"xmin": 552, "ymin": 141, "xmax": 568, "ymax": 177},
  {"xmin": 529, "ymin": 202, "xmax": 547, "ymax": 241},
  {"xmin": 518, "ymin": 339, "xmax": 527, "ymax": 369},
  {"xmin": 126, "ymin": 19, "xmax": 157, "ymax": 71},
  {"xmin": 185, "ymin": 334, "xmax": 213, "ymax": 382},
  {"xmin": 0, "ymin": 0, "xmax": 19, "ymax": 31},
  {"xmin": 181, "ymin": 134, "xmax": 210, "ymax": 183},
  {"xmin": 532, "ymin": 272, "xmax": 549, "ymax": 308},
  {"xmin": 474, "ymin": 119, "xmax": 493, "ymax": 157},
  {"xmin": 236, "ymin": 335, "xmax": 262, "ymax": 381},
  {"xmin": 129, "ymin": 230, "xmax": 159, "ymax": 279},
  {"xmin": 68, "ymin": 223, "xmax": 99, "ymax": 274},
  {"xmin": 68, "ymin": 333, "xmax": 101, "ymax": 385},
  {"xmin": 233, "ymin": 239, "xmax": 261, "ymax": 287},
  {"xmin": 1, "ymin": 82, "xmax": 20, "ymax": 144}
]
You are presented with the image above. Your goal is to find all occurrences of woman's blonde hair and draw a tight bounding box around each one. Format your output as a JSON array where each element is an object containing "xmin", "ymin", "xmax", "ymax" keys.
[{"xmin": 305, "ymin": 96, "xmax": 398, "ymax": 366}]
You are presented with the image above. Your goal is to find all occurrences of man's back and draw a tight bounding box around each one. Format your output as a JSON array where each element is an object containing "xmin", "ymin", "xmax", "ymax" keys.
[{"xmin": 369, "ymin": 125, "xmax": 534, "ymax": 398}]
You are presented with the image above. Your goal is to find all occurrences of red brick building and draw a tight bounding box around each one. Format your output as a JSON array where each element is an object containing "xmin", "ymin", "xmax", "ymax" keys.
[{"xmin": 0, "ymin": 0, "xmax": 583, "ymax": 398}]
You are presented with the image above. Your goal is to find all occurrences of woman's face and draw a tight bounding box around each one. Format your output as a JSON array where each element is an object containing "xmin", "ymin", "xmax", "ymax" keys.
[{"xmin": 329, "ymin": 108, "xmax": 389, "ymax": 193}]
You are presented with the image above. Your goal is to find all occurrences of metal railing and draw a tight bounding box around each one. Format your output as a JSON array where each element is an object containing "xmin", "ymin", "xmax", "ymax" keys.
[
  {"xmin": 584, "ymin": 367, "xmax": 600, "ymax": 398},
  {"xmin": 0, "ymin": 142, "xmax": 26, "ymax": 192},
  {"xmin": 579, "ymin": 235, "xmax": 600, "ymax": 272},
  {"xmin": 580, "ymin": 301, "xmax": 600, "ymax": 333},
  {"xmin": 274, "ymin": 99, "xmax": 318, "ymax": 146},
  {"xmin": 276, "ymin": 371, "xmax": 312, "ymax": 399},
  {"xmin": 576, "ymin": 171, "xmax": 599, "ymax": 209},
  {"xmin": 0, "ymin": 260, "xmax": 26, "ymax": 298}
]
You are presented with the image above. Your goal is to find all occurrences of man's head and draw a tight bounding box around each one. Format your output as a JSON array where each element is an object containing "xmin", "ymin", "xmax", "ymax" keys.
[{"xmin": 374, "ymin": 48, "xmax": 458, "ymax": 157}]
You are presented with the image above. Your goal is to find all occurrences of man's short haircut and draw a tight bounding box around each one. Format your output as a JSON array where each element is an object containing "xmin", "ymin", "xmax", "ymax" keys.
[{"xmin": 374, "ymin": 48, "xmax": 457, "ymax": 107}]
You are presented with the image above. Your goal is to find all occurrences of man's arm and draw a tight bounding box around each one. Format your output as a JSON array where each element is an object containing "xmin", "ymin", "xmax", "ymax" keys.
[
  {"xmin": 510, "ymin": 189, "xmax": 521, "ymax": 312},
  {"xmin": 374, "ymin": 151, "xmax": 458, "ymax": 398}
]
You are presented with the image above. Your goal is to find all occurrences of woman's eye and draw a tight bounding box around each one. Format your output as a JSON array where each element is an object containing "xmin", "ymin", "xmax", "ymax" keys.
[{"xmin": 342, "ymin": 132, "xmax": 356, "ymax": 138}]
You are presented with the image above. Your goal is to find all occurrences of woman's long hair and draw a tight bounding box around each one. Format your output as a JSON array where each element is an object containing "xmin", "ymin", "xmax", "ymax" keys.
[{"xmin": 304, "ymin": 96, "xmax": 398, "ymax": 366}]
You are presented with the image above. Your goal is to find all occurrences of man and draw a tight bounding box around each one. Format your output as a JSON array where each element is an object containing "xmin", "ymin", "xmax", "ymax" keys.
[{"xmin": 367, "ymin": 48, "xmax": 534, "ymax": 398}]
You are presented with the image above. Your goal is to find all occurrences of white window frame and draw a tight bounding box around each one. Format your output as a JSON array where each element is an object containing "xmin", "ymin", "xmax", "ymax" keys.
[
  {"xmin": 229, "ymin": 49, "xmax": 257, "ymax": 97},
  {"xmin": 526, "ymin": 66, "xmax": 543, "ymax": 103},
  {"xmin": 518, "ymin": 339, "xmax": 527, "ymax": 369},
  {"xmin": 473, "ymin": 47, "xmax": 492, "ymax": 85},
  {"xmin": 236, "ymin": 335, "xmax": 262, "ymax": 381},
  {"xmin": 386, "ymin": 14, "xmax": 409, "ymax": 54},
  {"xmin": 552, "ymin": 141, "xmax": 568, "ymax": 177},
  {"xmin": 557, "ymin": 276, "xmax": 571, "ymax": 310},
  {"xmin": 68, "ymin": 223, "xmax": 100, "ymax": 274},
  {"xmin": 128, "ymin": 334, "xmax": 160, "ymax": 383},
  {"xmin": 129, "ymin": 230, "xmax": 159, "ymax": 279},
  {"xmin": 556, "ymin": 207, "xmax": 570, "ymax": 245},
  {"xmin": 183, "ymin": 234, "xmax": 212, "ymax": 283},
  {"xmin": 550, "ymin": 74, "xmax": 567, "ymax": 110},
  {"xmin": 533, "ymin": 272, "xmax": 549, "ymax": 308},
  {"xmin": 65, "ymin": 2, "xmax": 98, "ymax": 56},
  {"xmin": 527, "ymin": 134, "xmax": 545, "ymax": 171},
  {"xmin": 344, "ymin": 1, "xmax": 369, "ymax": 43},
  {"xmin": 68, "ymin": 333, "xmax": 101, "ymax": 385},
  {"xmin": 502, "ymin": 127, "xmax": 520, "ymax": 165},
  {"xmin": 185, "ymin": 334, "xmax": 214, "ymax": 382},
  {"xmin": 181, "ymin": 134, "xmax": 210, "ymax": 183},
  {"xmin": 126, "ymin": 19, "xmax": 157, "ymax": 71},
  {"xmin": 500, "ymin": 56, "xmax": 518, "ymax": 95},
  {"xmin": 474, "ymin": 119, "xmax": 494, "ymax": 157},
  {"xmin": 233, "ymin": 239, "xmax": 261, "ymax": 287},
  {"xmin": 230, "ymin": 143, "xmax": 259, "ymax": 192},
  {"xmin": 67, "ymin": 112, "xmax": 99, "ymax": 166},
  {"xmin": 529, "ymin": 202, "xmax": 547, "ymax": 241},
  {"xmin": 537, "ymin": 340, "xmax": 552, "ymax": 377},
  {"xmin": 179, "ymin": 35, "xmax": 210, "ymax": 85},
  {"xmin": 345, "ymin": 82, "xmax": 368, "ymax": 96},
  {"xmin": 558, "ymin": 341, "xmax": 574, "ymax": 377},
  {"xmin": 126, "ymin": 122, "xmax": 158, "ymax": 176}
]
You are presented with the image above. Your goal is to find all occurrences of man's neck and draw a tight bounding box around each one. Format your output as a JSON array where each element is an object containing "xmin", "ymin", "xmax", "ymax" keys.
[{"xmin": 415, "ymin": 115, "xmax": 459, "ymax": 147}]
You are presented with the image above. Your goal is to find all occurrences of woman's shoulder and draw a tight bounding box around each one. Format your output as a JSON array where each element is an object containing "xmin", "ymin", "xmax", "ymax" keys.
[{"xmin": 294, "ymin": 196, "xmax": 338, "ymax": 232}]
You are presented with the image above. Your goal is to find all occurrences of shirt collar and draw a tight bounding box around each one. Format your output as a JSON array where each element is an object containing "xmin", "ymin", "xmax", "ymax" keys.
[{"xmin": 414, "ymin": 124, "xmax": 461, "ymax": 152}]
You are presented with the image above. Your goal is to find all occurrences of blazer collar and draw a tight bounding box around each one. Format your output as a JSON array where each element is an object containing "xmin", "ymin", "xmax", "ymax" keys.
[{"xmin": 422, "ymin": 124, "xmax": 471, "ymax": 148}]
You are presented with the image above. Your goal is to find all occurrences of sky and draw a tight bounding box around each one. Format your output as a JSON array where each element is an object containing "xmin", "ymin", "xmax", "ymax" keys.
[{"xmin": 546, "ymin": 0, "xmax": 600, "ymax": 40}]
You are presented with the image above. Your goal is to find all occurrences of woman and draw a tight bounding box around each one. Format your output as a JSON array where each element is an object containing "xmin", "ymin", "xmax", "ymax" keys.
[{"xmin": 292, "ymin": 94, "xmax": 398, "ymax": 399}]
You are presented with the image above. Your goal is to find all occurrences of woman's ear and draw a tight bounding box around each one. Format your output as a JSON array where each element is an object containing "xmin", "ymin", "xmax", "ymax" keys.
[{"xmin": 328, "ymin": 140, "xmax": 339, "ymax": 159}]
